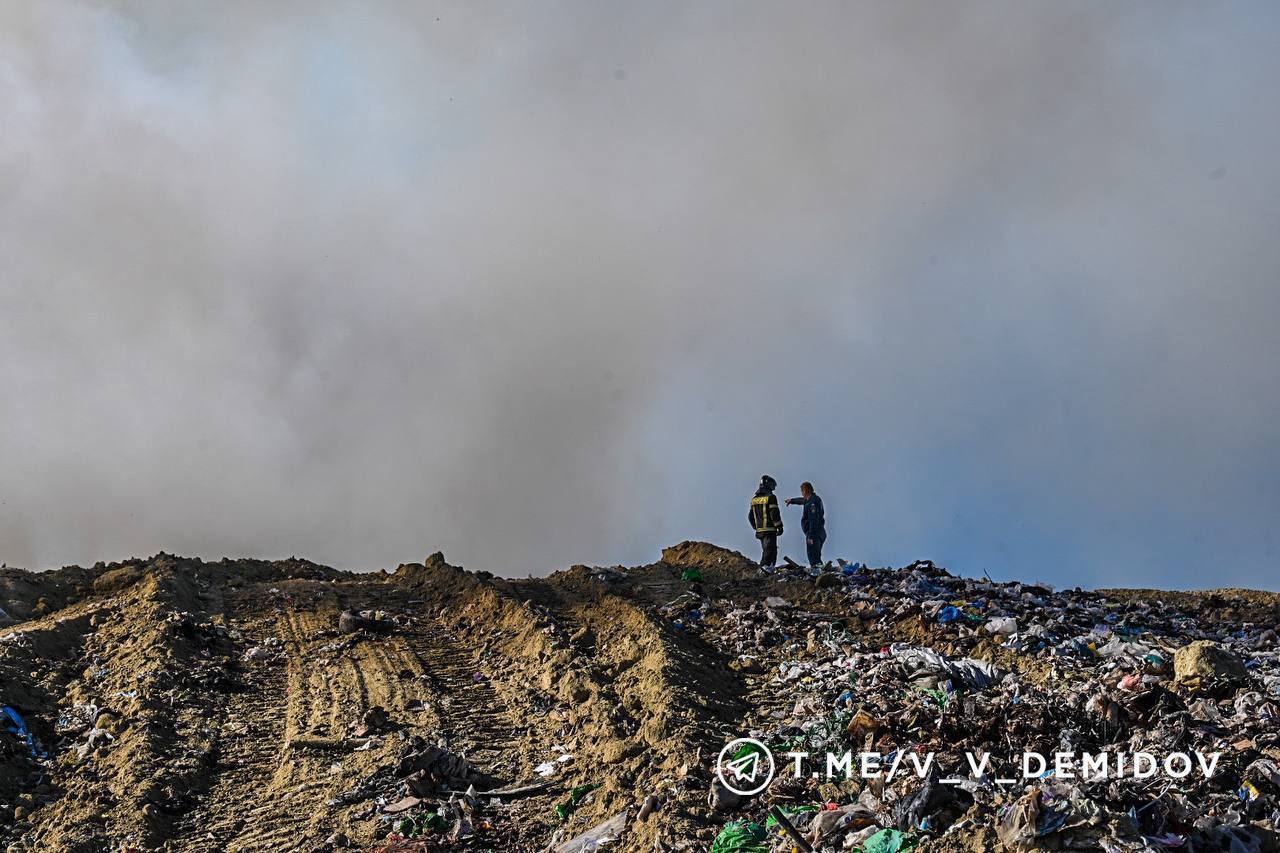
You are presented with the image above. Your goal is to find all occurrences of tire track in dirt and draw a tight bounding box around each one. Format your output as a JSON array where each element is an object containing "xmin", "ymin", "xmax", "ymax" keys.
[
  {"xmin": 361, "ymin": 640, "xmax": 409, "ymax": 719},
  {"xmin": 168, "ymin": 561, "xmax": 765, "ymax": 850},
  {"xmin": 400, "ymin": 616, "xmax": 524, "ymax": 782},
  {"xmin": 279, "ymin": 608, "xmax": 315, "ymax": 749},
  {"xmin": 174, "ymin": 582, "xmax": 376, "ymax": 852},
  {"xmin": 174, "ymin": 591, "xmax": 301, "ymax": 851},
  {"xmin": 344, "ymin": 655, "xmax": 369, "ymax": 721},
  {"xmin": 178, "ymin": 581, "xmax": 441, "ymax": 851}
]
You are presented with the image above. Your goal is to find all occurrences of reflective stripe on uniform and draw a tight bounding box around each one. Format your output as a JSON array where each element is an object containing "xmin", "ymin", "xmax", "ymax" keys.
[{"xmin": 752, "ymin": 495, "xmax": 776, "ymax": 533}]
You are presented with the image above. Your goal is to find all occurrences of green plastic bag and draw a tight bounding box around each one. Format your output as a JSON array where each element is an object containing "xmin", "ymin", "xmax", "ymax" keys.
[
  {"xmin": 555, "ymin": 782, "xmax": 602, "ymax": 822},
  {"xmin": 859, "ymin": 827, "xmax": 918, "ymax": 853},
  {"xmin": 732, "ymin": 740, "xmax": 768, "ymax": 763},
  {"xmin": 709, "ymin": 820, "xmax": 769, "ymax": 853},
  {"xmin": 421, "ymin": 812, "xmax": 448, "ymax": 832},
  {"xmin": 681, "ymin": 568, "xmax": 703, "ymax": 582}
]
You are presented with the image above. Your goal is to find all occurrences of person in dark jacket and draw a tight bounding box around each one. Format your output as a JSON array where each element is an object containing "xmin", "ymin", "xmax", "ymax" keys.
[
  {"xmin": 785, "ymin": 481, "xmax": 826, "ymax": 567},
  {"xmin": 748, "ymin": 475, "xmax": 784, "ymax": 569}
]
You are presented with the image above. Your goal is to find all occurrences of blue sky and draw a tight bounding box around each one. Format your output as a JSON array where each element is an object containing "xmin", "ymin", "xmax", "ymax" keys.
[{"xmin": 1, "ymin": 2, "xmax": 1278, "ymax": 589}]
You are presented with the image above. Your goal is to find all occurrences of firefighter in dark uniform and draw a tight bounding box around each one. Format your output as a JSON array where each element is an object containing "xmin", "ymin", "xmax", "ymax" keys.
[
  {"xmin": 785, "ymin": 481, "xmax": 826, "ymax": 567},
  {"xmin": 748, "ymin": 475, "xmax": 784, "ymax": 569}
]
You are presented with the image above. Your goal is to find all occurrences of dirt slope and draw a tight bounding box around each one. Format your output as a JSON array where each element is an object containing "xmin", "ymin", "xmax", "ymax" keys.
[{"xmin": 0, "ymin": 547, "xmax": 760, "ymax": 851}]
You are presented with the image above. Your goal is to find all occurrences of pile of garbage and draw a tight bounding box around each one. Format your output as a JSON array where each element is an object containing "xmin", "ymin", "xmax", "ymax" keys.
[
  {"xmin": 681, "ymin": 558, "xmax": 1280, "ymax": 852},
  {"xmin": 0, "ymin": 547, "xmax": 1277, "ymax": 851}
]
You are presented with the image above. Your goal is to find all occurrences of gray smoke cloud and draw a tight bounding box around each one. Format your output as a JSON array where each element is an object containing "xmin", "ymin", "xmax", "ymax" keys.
[{"xmin": 2, "ymin": 2, "xmax": 1278, "ymax": 587}]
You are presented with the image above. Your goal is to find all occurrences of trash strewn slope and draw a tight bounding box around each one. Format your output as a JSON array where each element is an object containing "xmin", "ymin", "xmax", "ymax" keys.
[{"xmin": 1, "ymin": 544, "xmax": 1277, "ymax": 852}]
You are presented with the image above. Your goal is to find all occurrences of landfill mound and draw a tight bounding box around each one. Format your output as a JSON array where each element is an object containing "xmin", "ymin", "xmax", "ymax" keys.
[{"xmin": 1, "ymin": 545, "xmax": 1278, "ymax": 852}]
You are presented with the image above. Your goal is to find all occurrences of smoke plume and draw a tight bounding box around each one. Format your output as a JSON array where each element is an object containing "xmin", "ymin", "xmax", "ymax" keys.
[{"xmin": 2, "ymin": 2, "xmax": 1278, "ymax": 587}]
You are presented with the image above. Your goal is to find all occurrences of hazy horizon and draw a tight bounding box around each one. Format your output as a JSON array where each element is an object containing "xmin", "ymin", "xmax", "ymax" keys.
[{"xmin": 3, "ymin": 2, "xmax": 1278, "ymax": 589}]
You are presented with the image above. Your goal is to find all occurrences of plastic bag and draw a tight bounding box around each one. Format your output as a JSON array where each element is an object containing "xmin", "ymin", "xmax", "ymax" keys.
[
  {"xmin": 709, "ymin": 820, "xmax": 769, "ymax": 852},
  {"xmin": 860, "ymin": 827, "xmax": 918, "ymax": 853}
]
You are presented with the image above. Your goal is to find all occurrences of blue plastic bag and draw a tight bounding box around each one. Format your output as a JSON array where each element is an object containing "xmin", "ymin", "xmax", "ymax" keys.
[
  {"xmin": 937, "ymin": 606, "xmax": 962, "ymax": 624},
  {"xmin": 2, "ymin": 705, "xmax": 44, "ymax": 758}
]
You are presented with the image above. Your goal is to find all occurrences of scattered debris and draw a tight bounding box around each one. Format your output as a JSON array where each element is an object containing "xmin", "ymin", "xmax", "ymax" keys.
[
  {"xmin": 338, "ymin": 609, "xmax": 400, "ymax": 635},
  {"xmin": 1, "ymin": 545, "xmax": 1278, "ymax": 850}
]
